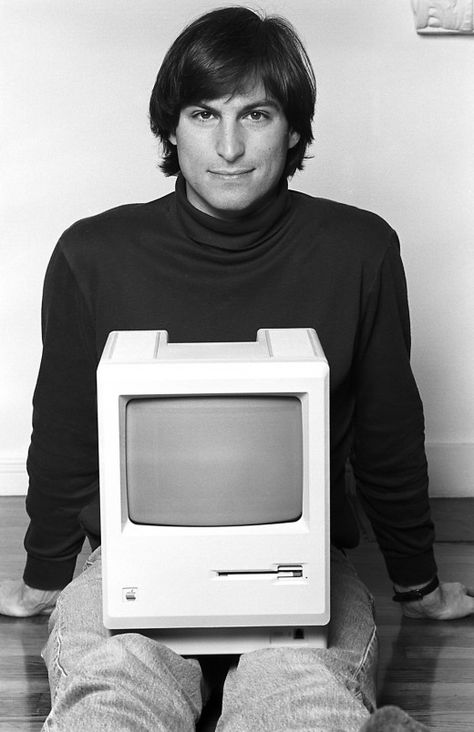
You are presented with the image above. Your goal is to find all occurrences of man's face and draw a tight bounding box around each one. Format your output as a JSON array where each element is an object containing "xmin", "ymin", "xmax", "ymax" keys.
[{"xmin": 169, "ymin": 83, "xmax": 300, "ymax": 220}]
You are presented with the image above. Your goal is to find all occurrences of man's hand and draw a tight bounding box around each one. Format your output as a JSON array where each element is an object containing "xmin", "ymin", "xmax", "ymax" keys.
[
  {"xmin": 0, "ymin": 579, "xmax": 60, "ymax": 617},
  {"xmin": 399, "ymin": 581, "xmax": 474, "ymax": 620}
]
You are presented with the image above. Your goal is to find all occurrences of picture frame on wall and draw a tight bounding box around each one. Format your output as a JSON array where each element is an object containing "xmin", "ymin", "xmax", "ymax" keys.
[{"xmin": 412, "ymin": 0, "xmax": 474, "ymax": 33}]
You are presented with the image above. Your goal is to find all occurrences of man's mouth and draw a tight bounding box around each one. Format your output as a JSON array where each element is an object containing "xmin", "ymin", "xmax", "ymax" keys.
[{"xmin": 209, "ymin": 169, "xmax": 253, "ymax": 178}]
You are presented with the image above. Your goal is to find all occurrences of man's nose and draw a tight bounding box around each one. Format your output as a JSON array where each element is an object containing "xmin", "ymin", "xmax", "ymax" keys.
[{"xmin": 215, "ymin": 121, "xmax": 245, "ymax": 162}]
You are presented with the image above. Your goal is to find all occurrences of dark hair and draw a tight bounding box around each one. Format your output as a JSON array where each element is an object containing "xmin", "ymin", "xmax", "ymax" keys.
[{"xmin": 149, "ymin": 6, "xmax": 316, "ymax": 178}]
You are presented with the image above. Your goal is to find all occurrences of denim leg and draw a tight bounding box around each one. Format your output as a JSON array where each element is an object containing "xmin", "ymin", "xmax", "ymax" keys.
[
  {"xmin": 216, "ymin": 547, "xmax": 377, "ymax": 732},
  {"xmin": 41, "ymin": 549, "xmax": 204, "ymax": 732}
]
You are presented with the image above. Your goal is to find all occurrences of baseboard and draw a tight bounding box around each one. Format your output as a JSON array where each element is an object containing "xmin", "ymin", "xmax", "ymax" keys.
[
  {"xmin": 0, "ymin": 459, "xmax": 27, "ymax": 496},
  {"xmin": 347, "ymin": 443, "xmax": 474, "ymax": 542},
  {"xmin": 356, "ymin": 497, "xmax": 474, "ymax": 543},
  {"xmin": 0, "ymin": 443, "xmax": 472, "ymax": 497},
  {"xmin": 426, "ymin": 443, "xmax": 474, "ymax": 498},
  {"xmin": 430, "ymin": 498, "xmax": 474, "ymax": 541}
]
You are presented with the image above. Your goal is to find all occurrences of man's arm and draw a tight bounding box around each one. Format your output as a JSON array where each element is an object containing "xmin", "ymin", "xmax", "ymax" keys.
[
  {"xmin": 352, "ymin": 233, "xmax": 474, "ymax": 619},
  {"xmin": 0, "ymin": 236, "xmax": 100, "ymax": 617},
  {"xmin": 22, "ymin": 239, "xmax": 99, "ymax": 594}
]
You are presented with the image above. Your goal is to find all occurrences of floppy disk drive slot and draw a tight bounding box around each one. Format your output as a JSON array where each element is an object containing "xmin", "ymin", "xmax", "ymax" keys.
[{"xmin": 215, "ymin": 564, "xmax": 304, "ymax": 580}]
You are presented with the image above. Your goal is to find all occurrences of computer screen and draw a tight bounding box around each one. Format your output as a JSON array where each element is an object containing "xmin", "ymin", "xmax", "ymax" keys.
[{"xmin": 125, "ymin": 395, "xmax": 303, "ymax": 527}]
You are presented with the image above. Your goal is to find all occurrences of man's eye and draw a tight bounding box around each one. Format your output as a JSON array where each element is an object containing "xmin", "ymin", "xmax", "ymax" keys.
[
  {"xmin": 192, "ymin": 110, "xmax": 213, "ymax": 121},
  {"xmin": 247, "ymin": 111, "xmax": 269, "ymax": 121}
]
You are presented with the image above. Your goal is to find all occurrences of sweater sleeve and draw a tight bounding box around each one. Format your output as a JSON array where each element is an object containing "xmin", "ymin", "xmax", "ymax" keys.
[
  {"xmin": 352, "ymin": 232, "xmax": 437, "ymax": 586},
  {"xmin": 23, "ymin": 239, "xmax": 99, "ymax": 590}
]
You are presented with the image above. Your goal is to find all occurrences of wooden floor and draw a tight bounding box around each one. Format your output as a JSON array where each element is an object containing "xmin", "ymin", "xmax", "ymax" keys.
[{"xmin": 1, "ymin": 496, "xmax": 474, "ymax": 730}]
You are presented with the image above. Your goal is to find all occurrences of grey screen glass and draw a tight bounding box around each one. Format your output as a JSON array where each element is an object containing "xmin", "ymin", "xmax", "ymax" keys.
[{"xmin": 125, "ymin": 395, "xmax": 303, "ymax": 526}]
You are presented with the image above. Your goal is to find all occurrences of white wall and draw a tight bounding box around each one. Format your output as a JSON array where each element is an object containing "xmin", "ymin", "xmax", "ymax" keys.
[{"xmin": 1, "ymin": 0, "xmax": 473, "ymax": 496}]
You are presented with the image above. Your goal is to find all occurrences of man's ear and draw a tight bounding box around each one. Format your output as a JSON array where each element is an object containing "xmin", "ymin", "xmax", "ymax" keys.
[
  {"xmin": 169, "ymin": 132, "xmax": 177, "ymax": 146},
  {"xmin": 288, "ymin": 130, "xmax": 300, "ymax": 150}
]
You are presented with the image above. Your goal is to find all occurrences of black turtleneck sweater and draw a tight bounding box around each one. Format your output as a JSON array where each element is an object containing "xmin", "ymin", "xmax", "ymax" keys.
[{"xmin": 24, "ymin": 176, "xmax": 436, "ymax": 591}]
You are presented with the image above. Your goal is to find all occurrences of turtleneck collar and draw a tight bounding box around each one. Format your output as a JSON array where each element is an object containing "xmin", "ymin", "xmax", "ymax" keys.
[{"xmin": 174, "ymin": 174, "xmax": 291, "ymax": 252}]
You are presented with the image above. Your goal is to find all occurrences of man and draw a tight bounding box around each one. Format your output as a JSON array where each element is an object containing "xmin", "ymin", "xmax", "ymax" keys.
[{"xmin": 1, "ymin": 7, "xmax": 473, "ymax": 730}]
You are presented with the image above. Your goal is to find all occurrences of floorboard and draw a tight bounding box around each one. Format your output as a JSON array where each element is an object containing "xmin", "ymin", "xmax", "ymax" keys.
[{"xmin": 1, "ymin": 496, "xmax": 473, "ymax": 729}]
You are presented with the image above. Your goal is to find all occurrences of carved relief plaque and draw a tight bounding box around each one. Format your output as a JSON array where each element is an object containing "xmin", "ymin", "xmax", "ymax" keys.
[{"xmin": 412, "ymin": 0, "xmax": 474, "ymax": 33}]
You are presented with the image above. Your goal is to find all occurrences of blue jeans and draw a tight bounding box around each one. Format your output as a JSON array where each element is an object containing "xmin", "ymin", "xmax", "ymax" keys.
[{"xmin": 42, "ymin": 547, "xmax": 377, "ymax": 731}]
